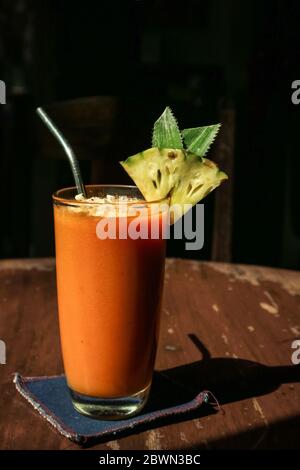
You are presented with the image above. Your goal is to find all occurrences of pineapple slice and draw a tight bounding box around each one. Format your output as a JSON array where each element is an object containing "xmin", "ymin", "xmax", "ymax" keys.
[
  {"xmin": 120, "ymin": 148, "xmax": 227, "ymax": 221},
  {"xmin": 120, "ymin": 107, "xmax": 228, "ymax": 222},
  {"xmin": 120, "ymin": 147, "xmax": 186, "ymax": 202},
  {"xmin": 170, "ymin": 154, "xmax": 227, "ymax": 220}
]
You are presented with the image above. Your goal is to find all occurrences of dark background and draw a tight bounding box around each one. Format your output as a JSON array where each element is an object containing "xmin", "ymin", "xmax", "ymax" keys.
[{"xmin": 0, "ymin": 0, "xmax": 300, "ymax": 268}]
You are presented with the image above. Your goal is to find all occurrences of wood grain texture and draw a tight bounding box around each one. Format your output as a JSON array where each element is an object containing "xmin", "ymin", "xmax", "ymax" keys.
[{"xmin": 0, "ymin": 258, "xmax": 299, "ymax": 450}]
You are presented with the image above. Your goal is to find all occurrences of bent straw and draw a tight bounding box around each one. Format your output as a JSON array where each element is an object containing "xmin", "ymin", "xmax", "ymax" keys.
[{"xmin": 36, "ymin": 107, "xmax": 87, "ymax": 198}]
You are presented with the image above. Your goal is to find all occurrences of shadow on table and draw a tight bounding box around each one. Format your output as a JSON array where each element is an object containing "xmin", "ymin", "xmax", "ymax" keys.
[
  {"xmin": 84, "ymin": 334, "xmax": 300, "ymax": 447},
  {"xmin": 162, "ymin": 334, "xmax": 300, "ymax": 406}
]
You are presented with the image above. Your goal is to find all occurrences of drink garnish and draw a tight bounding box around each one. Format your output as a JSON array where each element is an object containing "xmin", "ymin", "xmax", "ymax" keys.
[{"xmin": 120, "ymin": 107, "xmax": 228, "ymax": 221}]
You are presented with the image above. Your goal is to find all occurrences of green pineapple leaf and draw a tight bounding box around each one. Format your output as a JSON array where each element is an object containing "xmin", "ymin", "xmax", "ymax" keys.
[
  {"xmin": 152, "ymin": 106, "xmax": 183, "ymax": 149},
  {"xmin": 182, "ymin": 124, "xmax": 221, "ymax": 157}
]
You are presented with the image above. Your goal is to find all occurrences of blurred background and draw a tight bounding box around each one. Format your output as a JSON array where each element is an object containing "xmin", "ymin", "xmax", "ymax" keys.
[{"xmin": 0, "ymin": 0, "xmax": 300, "ymax": 268}]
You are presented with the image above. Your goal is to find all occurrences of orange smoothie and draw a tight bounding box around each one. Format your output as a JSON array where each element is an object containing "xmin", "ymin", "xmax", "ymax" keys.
[{"xmin": 53, "ymin": 187, "xmax": 167, "ymax": 400}]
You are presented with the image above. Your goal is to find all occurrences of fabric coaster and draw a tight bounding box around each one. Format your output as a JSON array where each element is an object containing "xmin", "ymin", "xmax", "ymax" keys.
[{"xmin": 14, "ymin": 371, "xmax": 216, "ymax": 445}]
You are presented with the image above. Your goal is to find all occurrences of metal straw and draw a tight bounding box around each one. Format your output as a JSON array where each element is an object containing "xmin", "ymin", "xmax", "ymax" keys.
[{"xmin": 36, "ymin": 107, "xmax": 87, "ymax": 198}]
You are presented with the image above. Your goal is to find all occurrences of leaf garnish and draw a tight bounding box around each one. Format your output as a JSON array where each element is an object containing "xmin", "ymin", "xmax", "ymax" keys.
[
  {"xmin": 182, "ymin": 124, "xmax": 221, "ymax": 157},
  {"xmin": 152, "ymin": 106, "xmax": 183, "ymax": 149}
]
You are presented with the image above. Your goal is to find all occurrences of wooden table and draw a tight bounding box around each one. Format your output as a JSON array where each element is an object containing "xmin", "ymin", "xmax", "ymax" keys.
[{"xmin": 0, "ymin": 258, "xmax": 300, "ymax": 450}]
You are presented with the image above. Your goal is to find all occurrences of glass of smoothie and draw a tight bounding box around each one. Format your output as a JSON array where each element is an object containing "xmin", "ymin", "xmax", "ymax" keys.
[{"xmin": 53, "ymin": 185, "xmax": 168, "ymax": 419}]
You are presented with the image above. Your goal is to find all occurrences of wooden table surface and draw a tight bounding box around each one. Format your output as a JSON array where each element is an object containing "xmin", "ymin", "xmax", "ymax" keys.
[{"xmin": 0, "ymin": 258, "xmax": 300, "ymax": 450}]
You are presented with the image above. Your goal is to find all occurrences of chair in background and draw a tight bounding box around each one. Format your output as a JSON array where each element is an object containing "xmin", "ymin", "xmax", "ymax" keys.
[{"xmin": 36, "ymin": 96, "xmax": 124, "ymax": 184}]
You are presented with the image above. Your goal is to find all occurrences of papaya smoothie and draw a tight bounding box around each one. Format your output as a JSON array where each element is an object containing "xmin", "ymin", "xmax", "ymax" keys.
[{"xmin": 53, "ymin": 185, "xmax": 168, "ymax": 418}]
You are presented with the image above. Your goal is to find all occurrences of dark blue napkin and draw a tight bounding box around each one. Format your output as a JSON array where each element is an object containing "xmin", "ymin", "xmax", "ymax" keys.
[{"xmin": 14, "ymin": 372, "xmax": 215, "ymax": 445}]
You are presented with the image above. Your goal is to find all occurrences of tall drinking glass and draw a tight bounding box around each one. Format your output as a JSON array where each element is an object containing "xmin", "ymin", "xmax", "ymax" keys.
[{"xmin": 53, "ymin": 185, "xmax": 168, "ymax": 419}]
